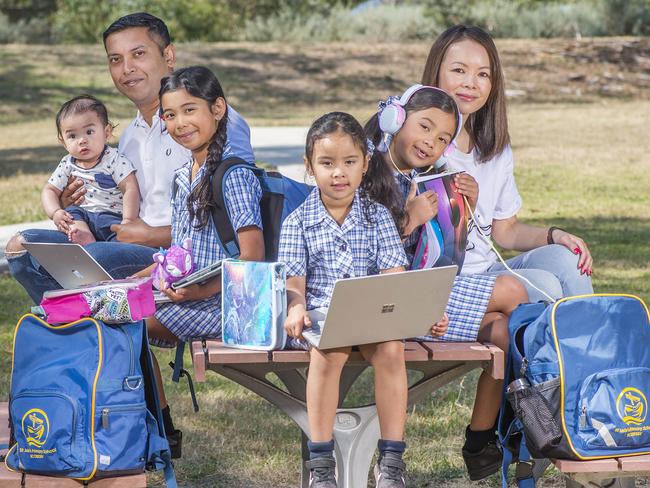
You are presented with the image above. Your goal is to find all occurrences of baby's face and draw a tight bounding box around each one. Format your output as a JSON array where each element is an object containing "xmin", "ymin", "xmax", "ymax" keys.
[{"xmin": 59, "ymin": 111, "xmax": 110, "ymax": 165}]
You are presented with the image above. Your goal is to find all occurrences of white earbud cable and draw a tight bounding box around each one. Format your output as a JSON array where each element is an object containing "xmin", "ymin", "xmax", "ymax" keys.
[
  {"xmin": 389, "ymin": 141, "xmax": 556, "ymax": 302},
  {"xmin": 462, "ymin": 194, "xmax": 557, "ymax": 303}
]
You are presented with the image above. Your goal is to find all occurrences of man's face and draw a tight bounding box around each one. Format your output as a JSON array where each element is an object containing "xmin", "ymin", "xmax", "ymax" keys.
[{"xmin": 105, "ymin": 27, "xmax": 174, "ymax": 108}]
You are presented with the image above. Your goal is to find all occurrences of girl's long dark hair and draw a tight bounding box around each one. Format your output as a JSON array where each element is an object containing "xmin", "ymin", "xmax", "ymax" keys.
[
  {"xmin": 422, "ymin": 24, "xmax": 510, "ymax": 162},
  {"xmin": 364, "ymin": 87, "xmax": 459, "ymax": 234},
  {"xmin": 159, "ymin": 66, "xmax": 229, "ymax": 229},
  {"xmin": 305, "ymin": 112, "xmax": 405, "ymax": 231}
]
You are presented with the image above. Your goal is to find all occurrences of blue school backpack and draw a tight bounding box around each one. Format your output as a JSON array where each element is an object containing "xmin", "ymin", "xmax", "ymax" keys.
[
  {"xmin": 498, "ymin": 294, "xmax": 650, "ymax": 488},
  {"xmin": 172, "ymin": 156, "xmax": 312, "ymax": 262},
  {"xmin": 5, "ymin": 314, "xmax": 177, "ymax": 486}
]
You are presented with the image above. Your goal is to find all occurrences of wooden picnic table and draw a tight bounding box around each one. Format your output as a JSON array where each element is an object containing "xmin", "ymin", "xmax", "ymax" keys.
[
  {"xmin": 553, "ymin": 456, "xmax": 646, "ymax": 487},
  {"xmin": 191, "ymin": 339, "xmax": 503, "ymax": 488}
]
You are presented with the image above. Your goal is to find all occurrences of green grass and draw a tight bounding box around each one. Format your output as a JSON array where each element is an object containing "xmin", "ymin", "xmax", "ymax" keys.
[{"xmin": 1, "ymin": 98, "xmax": 648, "ymax": 486}]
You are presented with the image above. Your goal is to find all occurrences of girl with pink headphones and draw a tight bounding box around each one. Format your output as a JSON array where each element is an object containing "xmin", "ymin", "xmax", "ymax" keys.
[
  {"xmin": 421, "ymin": 25, "xmax": 593, "ymax": 303},
  {"xmin": 365, "ymin": 84, "xmax": 529, "ymax": 481}
]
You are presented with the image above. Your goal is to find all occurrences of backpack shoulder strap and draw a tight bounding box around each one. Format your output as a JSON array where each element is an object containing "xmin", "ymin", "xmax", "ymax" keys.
[
  {"xmin": 211, "ymin": 157, "xmax": 258, "ymax": 258},
  {"xmin": 171, "ymin": 173, "xmax": 180, "ymax": 202}
]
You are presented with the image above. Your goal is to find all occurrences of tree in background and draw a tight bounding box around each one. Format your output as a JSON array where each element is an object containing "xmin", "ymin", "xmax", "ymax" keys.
[{"xmin": 0, "ymin": 0, "xmax": 648, "ymax": 43}]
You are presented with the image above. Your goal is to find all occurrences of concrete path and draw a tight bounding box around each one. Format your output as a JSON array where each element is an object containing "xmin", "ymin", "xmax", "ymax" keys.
[{"xmin": 0, "ymin": 127, "xmax": 308, "ymax": 273}]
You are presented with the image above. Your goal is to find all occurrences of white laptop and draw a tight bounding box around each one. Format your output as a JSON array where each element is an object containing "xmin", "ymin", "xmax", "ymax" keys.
[{"xmin": 302, "ymin": 266, "xmax": 457, "ymax": 350}]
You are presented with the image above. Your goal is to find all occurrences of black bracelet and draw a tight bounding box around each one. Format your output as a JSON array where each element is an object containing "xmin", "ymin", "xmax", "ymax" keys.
[{"xmin": 547, "ymin": 226, "xmax": 563, "ymax": 245}]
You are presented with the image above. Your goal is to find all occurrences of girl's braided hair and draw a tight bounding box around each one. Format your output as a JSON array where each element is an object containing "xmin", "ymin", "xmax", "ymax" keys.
[{"xmin": 159, "ymin": 66, "xmax": 229, "ymax": 229}]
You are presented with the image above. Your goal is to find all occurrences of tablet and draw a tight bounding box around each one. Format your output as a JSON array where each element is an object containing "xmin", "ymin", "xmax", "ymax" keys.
[{"xmin": 171, "ymin": 260, "xmax": 223, "ymax": 289}]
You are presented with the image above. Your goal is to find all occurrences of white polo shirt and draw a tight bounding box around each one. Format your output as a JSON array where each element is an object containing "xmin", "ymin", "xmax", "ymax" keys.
[
  {"xmin": 445, "ymin": 144, "xmax": 523, "ymax": 275},
  {"xmin": 118, "ymin": 106, "xmax": 254, "ymax": 227}
]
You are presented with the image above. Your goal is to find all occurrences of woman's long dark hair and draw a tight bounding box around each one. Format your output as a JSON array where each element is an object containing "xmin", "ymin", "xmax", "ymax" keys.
[
  {"xmin": 305, "ymin": 111, "xmax": 405, "ymax": 231},
  {"xmin": 159, "ymin": 66, "xmax": 229, "ymax": 229},
  {"xmin": 364, "ymin": 87, "xmax": 459, "ymax": 233},
  {"xmin": 422, "ymin": 25, "xmax": 510, "ymax": 162}
]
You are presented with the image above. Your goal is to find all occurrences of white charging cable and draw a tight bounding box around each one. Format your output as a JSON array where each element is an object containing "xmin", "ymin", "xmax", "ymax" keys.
[{"xmin": 462, "ymin": 194, "xmax": 557, "ymax": 303}]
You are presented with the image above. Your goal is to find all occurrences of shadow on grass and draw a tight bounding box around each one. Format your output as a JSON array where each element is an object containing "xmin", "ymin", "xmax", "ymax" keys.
[
  {"xmin": 0, "ymin": 62, "xmax": 131, "ymax": 122},
  {"xmin": 0, "ymin": 146, "xmax": 66, "ymax": 176},
  {"xmin": 0, "ymin": 45, "xmax": 411, "ymax": 125}
]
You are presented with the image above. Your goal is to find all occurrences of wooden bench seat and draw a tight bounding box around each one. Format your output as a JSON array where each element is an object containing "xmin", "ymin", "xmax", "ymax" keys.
[
  {"xmin": 0, "ymin": 402, "xmax": 146, "ymax": 488},
  {"xmin": 191, "ymin": 339, "xmax": 503, "ymax": 488},
  {"xmin": 553, "ymin": 456, "xmax": 650, "ymax": 487}
]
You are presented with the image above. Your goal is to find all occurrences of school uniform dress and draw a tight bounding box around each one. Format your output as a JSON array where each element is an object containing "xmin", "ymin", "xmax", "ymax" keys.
[
  {"xmin": 278, "ymin": 188, "xmax": 408, "ymax": 313},
  {"xmin": 153, "ymin": 162, "xmax": 262, "ymax": 346},
  {"xmin": 393, "ymin": 170, "xmax": 497, "ymax": 342}
]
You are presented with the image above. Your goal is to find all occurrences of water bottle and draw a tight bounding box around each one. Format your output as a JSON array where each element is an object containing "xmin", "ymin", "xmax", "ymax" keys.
[{"xmin": 506, "ymin": 377, "xmax": 530, "ymax": 394}]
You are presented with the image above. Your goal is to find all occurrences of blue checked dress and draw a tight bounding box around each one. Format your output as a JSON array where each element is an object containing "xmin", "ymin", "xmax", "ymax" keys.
[
  {"xmin": 278, "ymin": 188, "xmax": 408, "ymax": 311},
  {"xmin": 394, "ymin": 169, "xmax": 496, "ymax": 342},
  {"xmin": 154, "ymin": 162, "xmax": 262, "ymax": 345}
]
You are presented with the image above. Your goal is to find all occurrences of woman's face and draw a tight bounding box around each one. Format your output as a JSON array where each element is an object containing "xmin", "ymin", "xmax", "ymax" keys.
[{"xmin": 437, "ymin": 39, "xmax": 492, "ymax": 117}]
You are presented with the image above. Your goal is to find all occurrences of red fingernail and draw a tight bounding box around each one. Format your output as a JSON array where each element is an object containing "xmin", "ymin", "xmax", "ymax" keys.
[{"xmin": 574, "ymin": 248, "xmax": 580, "ymax": 254}]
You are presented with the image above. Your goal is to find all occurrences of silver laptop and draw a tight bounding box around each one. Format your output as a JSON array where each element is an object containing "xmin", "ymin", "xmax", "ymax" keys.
[
  {"xmin": 23, "ymin": 242, "xmax": 218, "ymax": 303},
  {"xmin": 23, "ymin": 242, "xmax": 113, "ymax": 288},
  {"xmin": 302, "ymin": 266, "xmax": 457, "ymax": 350}
]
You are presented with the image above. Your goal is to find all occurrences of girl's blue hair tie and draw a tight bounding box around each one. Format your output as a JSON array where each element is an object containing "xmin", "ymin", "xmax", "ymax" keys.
[
  {"xmin": 377, "ymin": 95, "xmax": 398, "ymax": 113},
  {"xmin": 366, "ymin": 138, "xmax": 375, "ymax": 155}
]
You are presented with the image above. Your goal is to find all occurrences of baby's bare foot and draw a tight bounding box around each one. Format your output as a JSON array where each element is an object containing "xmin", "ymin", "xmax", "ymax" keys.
[{"xmin": 68, "ymin": 227, "xmax": 96, "ymax": 246}]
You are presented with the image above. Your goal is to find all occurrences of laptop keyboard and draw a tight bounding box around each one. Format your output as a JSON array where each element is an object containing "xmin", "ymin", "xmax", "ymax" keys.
[{"xmin": 302, "ymin": 322, "xmax": 323, "ymax": 345}]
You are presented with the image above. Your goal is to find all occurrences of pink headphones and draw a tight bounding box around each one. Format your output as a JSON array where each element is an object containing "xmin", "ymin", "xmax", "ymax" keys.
[{"xmin": 377, "ymin": 84, "xmax": 462, "ymax": 157}]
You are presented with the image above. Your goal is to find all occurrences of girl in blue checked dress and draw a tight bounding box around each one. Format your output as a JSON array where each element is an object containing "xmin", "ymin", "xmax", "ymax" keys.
[
  {"xmin": 278, "ymin": 112, "xmax": 448, "ymax": 488},
  {"xmin": 133, "ymin": 66, "xmax": 265, "ymax": 458},
  {"xmin": 365, "ymin": 85, "xmax": 528, "ymax": 481}
]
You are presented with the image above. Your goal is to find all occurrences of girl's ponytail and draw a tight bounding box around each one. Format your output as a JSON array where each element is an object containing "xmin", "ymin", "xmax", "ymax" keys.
[{"xmin": 361, "ymin": 113, "xmax": 406, "ymax": 231}]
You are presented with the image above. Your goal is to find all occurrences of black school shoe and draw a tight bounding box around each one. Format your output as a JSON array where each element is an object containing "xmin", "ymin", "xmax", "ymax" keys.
[
  {"xmin": 167, "ymin": 429, "xmax": 183, "ymax": 459},
  {"xmin": 462, "ymin": 440, "xmax": 503, "ymax": 481}
]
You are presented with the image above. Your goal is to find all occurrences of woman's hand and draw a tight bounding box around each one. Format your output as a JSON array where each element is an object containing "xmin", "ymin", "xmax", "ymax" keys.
[
  {"xmin": 430, "ymin": 313, "xmax": 449, "ymax": 338},
  {"xmin": 551, "ymin": 229, "xmax": 593, "ymax": 276},
  {"xmin": 284, "ymin": 305, "xmax": 311, "ymax": 341},
  {"xmin": 53, "ymin": 208, "xmax": 74, "ymax": 233},
  {"xmin": 404, "ymin": 182, "xmax": 438, "ymax": 232},
  {"xmin": 454, "ymin": 173, "xmax": 479, "ymax": 210}
]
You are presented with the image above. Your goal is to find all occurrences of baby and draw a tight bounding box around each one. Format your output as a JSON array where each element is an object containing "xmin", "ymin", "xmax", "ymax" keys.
[{"xmin": 42, "ymin": 95, "xmax": 139, "ymax": 245}]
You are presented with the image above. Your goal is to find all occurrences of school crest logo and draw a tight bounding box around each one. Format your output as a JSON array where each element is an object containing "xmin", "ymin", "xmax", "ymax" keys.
[
  {"xmin": 617, "ymin": 387, "xmax": 647, "ymax": 426},
  {"xmin": 21, "ymin": 409, "xmax": 50, "ymax": 448}
]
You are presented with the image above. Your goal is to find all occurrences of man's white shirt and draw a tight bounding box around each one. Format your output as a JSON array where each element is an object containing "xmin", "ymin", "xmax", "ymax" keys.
[{"xmin": 118, "ymin": 106, "xmax": 254, "ymax": 227}]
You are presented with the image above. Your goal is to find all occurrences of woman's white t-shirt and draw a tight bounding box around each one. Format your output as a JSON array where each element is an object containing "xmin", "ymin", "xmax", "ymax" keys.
[{"xmin": 444, "ymin": 144, "xmax": 523, "ymax": 275}]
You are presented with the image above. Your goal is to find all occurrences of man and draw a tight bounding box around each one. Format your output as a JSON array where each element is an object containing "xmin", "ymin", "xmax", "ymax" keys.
[{"xmin": 5, "ymin": 12, "xmax": 254, "ymax": 304}]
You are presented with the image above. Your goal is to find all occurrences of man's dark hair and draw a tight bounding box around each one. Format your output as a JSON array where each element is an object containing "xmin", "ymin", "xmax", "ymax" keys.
[{"xmin": 102, "ymin": 12, "xmax": 171, "ymax": 51}]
